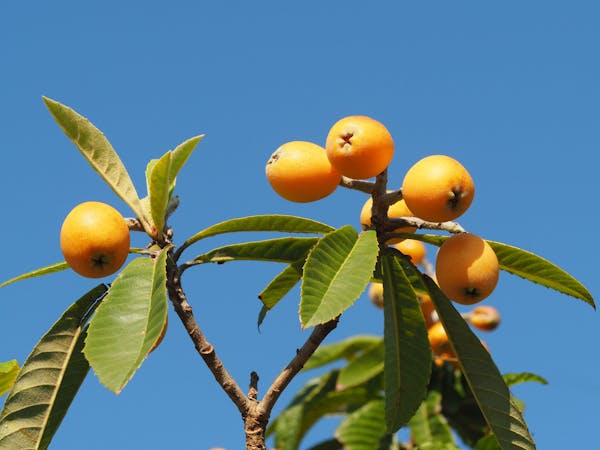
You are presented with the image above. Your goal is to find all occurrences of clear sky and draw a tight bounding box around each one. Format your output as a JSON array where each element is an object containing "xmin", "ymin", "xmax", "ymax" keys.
[{"xmin": 1, "ymin": 2, "xmax": 598, "ymax": 449}]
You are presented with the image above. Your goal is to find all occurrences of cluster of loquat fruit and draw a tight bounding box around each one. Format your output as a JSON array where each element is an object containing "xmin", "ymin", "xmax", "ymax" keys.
[{"xmin": 266, "ymin": 115, "xmax": 502, "ymax": 366}]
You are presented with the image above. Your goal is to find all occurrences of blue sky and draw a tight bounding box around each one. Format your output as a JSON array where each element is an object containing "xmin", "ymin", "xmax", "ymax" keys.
[{"xmin": 1, "ymin": 2, "xmax": 598, "ymax": 449}]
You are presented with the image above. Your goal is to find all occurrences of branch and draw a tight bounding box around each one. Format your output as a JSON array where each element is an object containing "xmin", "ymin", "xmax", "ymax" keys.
[
  {"xmin": 259, "ymin": 318, "xmax": 339, "ymax": 418},
  {"xmin": 386, "ymin": 217, "xmax": 465, "ymax": 234},
  {"xmin": 165, "ymin": 254, "xmax": 250, "ymax": 417},
  {"xmin": 339, "ymin": 176, "xmax": 375, "ymax": 194}
]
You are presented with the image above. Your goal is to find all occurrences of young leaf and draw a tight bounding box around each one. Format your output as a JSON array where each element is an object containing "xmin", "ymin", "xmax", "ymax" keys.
[
  {"xmin": 408, "ymin": 234, "xmax": 594, "ymax": 307},
  {"xmin": 336, "ymin": 341, "xmax": 384, "ymax": 390},
  {"xmin": 42, "ymin": 97, "xmax": 153, "ymax": 235},
  {"xmin": 259, "ymin": 260, "xmax": 304, "ymax": 309},
  {"xmin": 408, "ymin": 391, "xmax": 457, "ymax": 448},
  {"xmin": 503, "ymin": 372, "xmax": 548, "ymax": 387},
  {"xmin": 0, "ymin": 284, "xmax": 107, "ymax": 450},
  {"xmin": 190, "ymin": 237, "xmax": 318, "ymax": 266},
  {"xmin": 169, "ymin": 135, "xmax": 204, "ymax": 190},
  {"xmin": 300, "ymin": 227, "xmax": 378, "ymax": 328},
  {"xmin": 0, "ymin": 262, "xmax": 70, "ymax": 289},
  {"xmin": 177, "ymin": 215, "xmax": 334, "ymax": 257},
  {"xmin": 0, "ymin": 361, "xmax": 19, "ymax": 397},
  {"xmin": 84, "ymin": 250, "xmax": 169, "ymax": 394},
  {"xmin": 424, "ymin": 276, "xmax": 536, "ymax": 450},
  {"xmin": 148, "ymin": 150, "xmax": 172, "ymax": 234},
  {"xmin": 335, "ymin": 399, "xmax": 387, "ymax": 450},
  {"xmin": 303, "ymin": 335, "xmax": 383, "ymax": 371},
  {"xmin": 382, "ymin": 253, "xmax": 431, "ymax": 433}
]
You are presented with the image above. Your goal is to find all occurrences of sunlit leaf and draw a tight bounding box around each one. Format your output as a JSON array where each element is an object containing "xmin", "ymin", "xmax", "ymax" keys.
[
  {"xmin": 335, "ymin": 399, "xmax": 387, "ymax": 450},
  {"xmin": 503, "ymin": 372, "xmax": 548, "ymax": 387},
  {"xmin": 84, "ymin": 250, "xmax": 169, "ymax": 393},
  {"xmin": 300, "ymin": 227, "xmax": 378, "ymax": 328},
  {"xmin": 148, "ymin": 150, "xmax": 172, "ymax": 234},
  {"xmin": 0, "ymin": 262, "xmax": 69, "ymax": 289},
  {"xmin": 382, "ymin": 253, "xmax": 431, "ymax": 432},
  {"xmin": 169, "ymin": 135, "xmax": 203, "ymax": 190},
  {"xmin": 0, "ymin": 284, "xmax": 107, "ymax": 450},
  {"xmin": 0, "ymin": 361, "xmax": 19, "ymax": 397},
  {"xmin": 336, "ymin": 341, "xmax": 384, "ymax": 390},
  {"xmin": 304, "ymin": 335, "xmax": 383, "ymax": 371},
  {"xmin": 408, "ymin": 234, "xmax": 594, "ymax": 307},
  {"xmin": 259, "ymin": 261, "xmax": 303, "ymax": 309},
  {"xmin": 42, "ymin": 97, "xmax": 153, "ymax": 234},
  {"xmin": 190, "ymin": 237, "xmax": 318, "ymax": 266},
  {"xmin": 424, "ymin": 276, "xmax": 536, "ymax": 450}
]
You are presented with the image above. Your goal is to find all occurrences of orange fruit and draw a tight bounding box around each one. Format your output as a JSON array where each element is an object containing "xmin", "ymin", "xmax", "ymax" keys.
[
  {"xmin": 469, "ymin": 305, "xmax": 501, "ymax": 331},
  {"xmin": 325, "ymin": 115, "xmax": 394, "ymax": 179},
  {"xmin": 402, "ymin": 155, "xmax": 474, "ymax": 222},
  {"xmin": 60, "ymin": 201, "xmax": 130, "ymax": 278},
  {"xmin": 360, "ymin": 195, "xmax": 416, "ymax": 243},
  {"xmin": 393, "ymin": 239, "xmax": 426, "ymax": 266},
  {"xmin": 417, "ymin": 292, "xmax": 436, "ymax": 328},
  {"xmin": 368, "ymin": 282, "xmax": 384, "ymax": 309},
  {"xmin": 266, "ymin": 141, "xmax": 341, "ymax": 202},
  {"xmin": 435, "ymin": 233, "xmax": 499, "ymax": 305}
]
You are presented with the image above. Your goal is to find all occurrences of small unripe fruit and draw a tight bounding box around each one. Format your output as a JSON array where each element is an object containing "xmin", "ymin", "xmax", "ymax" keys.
[
  {"xmin": 435, "ymin": 233, "xmax": 499, "ymax": 305},
  {"xmin": 326, "ymin": 115, "xmax": 394, "ymax": 180},
  {"xmin": 60, "ymin": 201, "xmax": 130, "ymax": 278},
  {"xmin": 469, "ymin": 305, "xmax": 501, "ymax": 331},
  {"xmin": 402, "ymin": 155, "xmax": 474, "ymax": 222},
  {"xmin": 266, "ymin": 141, "xmax": 341, "ymax": 203}
]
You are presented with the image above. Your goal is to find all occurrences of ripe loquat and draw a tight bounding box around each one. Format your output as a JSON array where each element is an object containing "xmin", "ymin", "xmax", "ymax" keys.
[
  {"xmin": 402, "ymin": 155, "xmax": 474, "ymax": 222},
  {"xmin": 468, "ymin": 305, "xmax": 501, "ymax": 331},
  {"xmin": 435, "ymin": 233, "xmax": 499, "ymax": 305},
  {"xmin": 360, "ymin": 195, "xmax": 416, "ymax": 243},
  {"xmin": 368, "ymin": 282, "xmax": 384, "ymax": 309},
  {"xmin": 325, "ymin": 115, "xmax": 394, "ymax": 180},
  {"xmin": 266, "ymin": 141, "xmax": 341, "ymax": 203},
  {"xmin": 60, "ymin": 201, "xmax": 130, "ymax": 278},
  {"xmin": 393, "ymin": 239, "xmax": 426, "ymax": 266}
]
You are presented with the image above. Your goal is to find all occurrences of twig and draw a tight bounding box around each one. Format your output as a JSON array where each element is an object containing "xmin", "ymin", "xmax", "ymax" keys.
[
  {"xmin": 339, "ymin": 176, "xmax": 375, "ymax": 194},
  {"xmin": 386, "ymin": 217, "xmax": 465, "ymax": 234},
  {"xmin": 125, "ymin": 217, "xmax": 145, "ymax": 232}
]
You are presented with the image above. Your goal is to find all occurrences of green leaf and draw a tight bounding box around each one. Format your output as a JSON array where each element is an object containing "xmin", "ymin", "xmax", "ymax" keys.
[
  {"xmin": 42, "ymin": 97, "xmax": 153, "ymax": 235},
  {"xmin": 84, "ymin": 250, "xmax": 169, "ymax": 393},
  {"xmin": 148, "ymin": 150, "xmax": 172, "ymax": 234},
  {"xmin": 0, "ymin": 284, "xmax": 107, "ymax": 450},
  {"xmin": 304, "ymin": 335, "xmax": 383, "ymax": 371},
  {"xmin": 409, "ymin": 234, "xmax": 594, "ymax": 307},
  {"xmin": 300, "ymin": 227, "xmax": 379, "ymax": 328},
  {"xmin": 0, "ymin": 262, "xmax": 70, "ymax": 289},
  {"xmin": 306, "ymin": 439, "xmax": 343, "ymax": 450},
  {"xmin": 474, "ymin": 434, "xmax": 502, "ymax": 450},
  {"xmin": 503, "ymin": 372, "xmax": 548, "ymax": 387},
  {"xmin": 381, "ymin": 253, "xmax": 431, "ymax": 433},
  {"xmin": 0, "ymin": 361, "xmax": 19, "ymax": 397},
  {"xmin": 337, "ymin": 341, "xmax": 384, "ymax": 390},
  {"xmin": 408, "ymin": 391, "xmax": 457, "ymax": 447},
  {"xmin": 424, "ymin": 276, "xmax": 536, "ymax": 450},
  {"xmin": 191, "ymin": 237, "xmax": 318, "ymax": 265},
  {"xmin": 258, "ymin": 260, "xmax": 303, "ymax": 309},
  {"xmin": 179, "ymin": 215, "xmax": 334, "ymax": 253},
  {"xmin": 169, "ymin": 135, "xmax": 203, "ymax": 190},
  {"xmin": 335, "ymin": 399, "xmax": 387, "ymax": 450}
]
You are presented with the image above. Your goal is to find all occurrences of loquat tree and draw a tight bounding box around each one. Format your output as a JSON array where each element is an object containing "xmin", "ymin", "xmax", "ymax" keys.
[{"xmin": 0, "ymin": 99, "xmax": 594, "ymax": 450}]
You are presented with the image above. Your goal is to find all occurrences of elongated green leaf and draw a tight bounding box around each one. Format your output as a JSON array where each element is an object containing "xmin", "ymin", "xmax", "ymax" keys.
[
  {"xmin": 304, "ymin": 335, "xmax": 383, "ymax": 371},
  {"xmin": 382, "ymin": 253, "xmax": 431, "ymax": 432},
  {"xmin": 409, "ymin": 391, "xmax": 457, "ymax": 448},
  {"xmin": 337, "ymin": 341, "xmax": 384, "ymax": 390},
  {"xmin": 191, "ymin": 237, "xmax": 318, "ymax": 265},
  {"xmin": 475, "ymin": 435, "xmax": 502, "ymax": 450},
  {"xmin": 179, "ymin": 215, "xmax": 334, "ymax": 252},
  {"xmin": 503, "ymin": 373, "xmax": 548, "ymax": 387},
  {"xmin": 0, "ymin": 284, "xmax": 107, "ymax": 450},
  {"xmin": 84, "ymin": 251, "xmax": 169, "ymax": 393},
  {"xmin": 300, "ymin": 227, "xmax": 379, "ymax": 328},
  {"xmin": 307, "ymin": 439, "xmax": 343, "ymax": 450},
  {"xmin": 424, "ymin": 276, "xmax": 536, "ymax": 450},
  {"xmin": 169, "ymin": 135, "xmax": 203, "ymax": 189},
  {"xmin": 0, "ymin": 262, "xmax": 69, "ymax": 289},
  {"xmin": 259, "ymin": 260, "xmax": 303, "ymax": 309},
  {"xmin": 409, "ymin": 234, "xmax": 594, "ymax": 307},
  {"xmin": 335, "ymin": 399, "xmax": 387, "ymax": 450},
  {"xmin": 42, "ymin": 97, "xmax": 153, "ymax": 234},
  {"xmin": 0, "ymin": 361, "xmax": 19, "ymax": 397},
  {"xmin": 148, "ymin": 151, "xmax": 172, "ymax": 234}
]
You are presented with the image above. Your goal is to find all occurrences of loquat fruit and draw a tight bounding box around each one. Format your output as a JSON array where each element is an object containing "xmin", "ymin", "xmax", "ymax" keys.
[
  {"xmin": 368, "ymin": 282, "xmax": 384, "ymax": 309},
  {"xmin": 393, "ymin": 239, "xmax": 426, "ymax": 266},
  {"xmin": 402, "ymin": 155, "xmax": 474, "ymax": 222},
  {"xmin": 60, "ymin": 201, "xmax": 130, "ymax": 278},
  {"xmin": 325, "ymin": 115, "xmax": 394, "ymax": 180},
  {"xmin": 435, "ymin": 233, "xmax": 499, "ymax": 305},
  {"xmin": 360, "ymin": 195, "xmax": 416, "ymax": 243},
  {"xmin": 265, "ymin": 141, "xmax": 341, "ymax": 203},
  {"xmin": 468, "ymin": 305, "xmax": 501, "ymax": 331}
]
